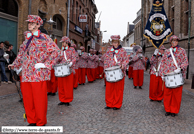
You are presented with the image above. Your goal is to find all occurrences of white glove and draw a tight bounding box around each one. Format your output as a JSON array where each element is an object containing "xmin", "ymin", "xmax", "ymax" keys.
[
  {"xmin": 68, "ymin": 62, "xmax": 73, "ymax": 67},
  {"xmin": 154, "ymin": 49, "xmax": 159, "ymax": 55},
  {"xmin": 14, "ymin": 67, "xmax": 22, "ymax": 75},
  {"xmin": 35, "ymin": 63, "xmax": 46, "ymax": 69},
  {"xmin": 99, "ymin": 58, "xmax": 101, "ymax": 61},
  {"xmin": 174, "ymin": 68, "xmax": 181, "ymax": 73}
]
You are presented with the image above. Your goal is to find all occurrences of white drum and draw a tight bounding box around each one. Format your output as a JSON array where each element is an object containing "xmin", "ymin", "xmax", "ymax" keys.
[
  {"xmin": 54, "ymin": 63, "xmax": 71, "ymax": 77},
  {"xmin": 105, "ymin": 66, "xmax": 123, "ymax": 83},
  {"xmin": 164, "ymin": 72, "xmax": 184, "ymax": 88}
]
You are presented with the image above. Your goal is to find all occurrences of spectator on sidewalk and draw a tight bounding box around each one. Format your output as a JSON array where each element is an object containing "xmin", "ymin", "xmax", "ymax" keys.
[
  {"xmin": 6, "ymin": 44, "xmax": 16, "ymax": 82},
  {"xmin": 0, "ymin": 42, "xmax": 11, "ymax": 84}
]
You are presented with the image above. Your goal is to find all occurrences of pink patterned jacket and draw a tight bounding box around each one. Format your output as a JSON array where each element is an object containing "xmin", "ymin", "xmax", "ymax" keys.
[
  {"xmin": 12, "ymin": 32, "xmax": 61, "ymax": 82},
  {"xmin": 87, "ymin": 55, "xmax": 96, "ymax": 69},
  {"xmin": 104, "ymin": 47, "xmax": 129, "ymax": 76},
  {"xmin": 58, "ymin": 47, "xmax": 76, "ymax": 74},
  {"xmin": 78, "ymin": 52, "xmax": 88, "ymax": 68},
  {"xmin": 69, "ymin": 47, "xmax": 79, "ymax": 70},
  {"xmin": 159, "ymin": 47, "xmax": 188, "ymax": 79},
  {"xmin": 99, "ymin": 54, "xmax": 104, "ymax": 67},
  {"xmin": 94, "ymin": 54, "xmax": 99, "ymax": 68},
  {"xmin": 150, "ymin": 55, "xmax": 163, "ymax": 76},
  {"xmin": 132, "ymin": 54, "xmax": 146, "ymax": 70},
  {"xmin": 129, "ymin": 57, "xmax": 134, "ymax": 67}
]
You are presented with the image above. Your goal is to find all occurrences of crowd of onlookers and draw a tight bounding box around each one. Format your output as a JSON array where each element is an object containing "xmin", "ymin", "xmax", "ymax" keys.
[{"xmin": 0, "ymin": 41, "xmax": 16, "ymax": 84}]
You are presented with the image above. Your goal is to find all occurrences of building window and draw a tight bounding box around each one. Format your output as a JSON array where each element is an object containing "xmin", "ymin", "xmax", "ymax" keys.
[
  {"xmin": 76, "ymin": 2, "xmax": 78, "ymax": 24},
  {"xmin": 71, "ymin": 0, "xmax": 74, "ymax": 21},
  {"xmin": 53, "ymin": 15, "xmax": 63, "ymax": 31},
  {"xmin": 0, "ymin": 0, "xmax": 18, "ymax": 17}
]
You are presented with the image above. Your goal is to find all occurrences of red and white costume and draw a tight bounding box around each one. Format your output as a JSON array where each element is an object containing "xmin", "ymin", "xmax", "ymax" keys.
[
  {"xmin": 77, "ymin": 46, "xmax": 88, "ymax": 84},
  {"xmin": 12, "ymin": 15, "xmax": 61, "ymax": 126},
  {"xmin": 58, "ymin": 37, "xmax": 76, "ymax": 104},
  {"xmin": 149, "ymin": 45, "xmax": 166, "ymax": 101},
  {"xmin": 132, "ymin": 49, "xmax": 146, "ymax": 87},
  {"xmin": 104, "ymin": 35, "xmax": 129, "ymax": 109},
  {"xmin": 87, "ymin": 49, "xmax": 96, "ymax": 82},
  {"xmin": 159, "ymin": 35, "xmax": 188, "ymax": 114},
  {"xmin": 71, "ymin": 44, "xmax": 79, "ymax": 89},
  {"xmin": 128, "ymin": 55, "xmax": 134, "ymax": 79}
]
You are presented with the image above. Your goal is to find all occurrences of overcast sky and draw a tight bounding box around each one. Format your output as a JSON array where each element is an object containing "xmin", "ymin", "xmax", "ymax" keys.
[{"xmin": 95, "ymin": 0, "xmax": 141, "ymax": 42}]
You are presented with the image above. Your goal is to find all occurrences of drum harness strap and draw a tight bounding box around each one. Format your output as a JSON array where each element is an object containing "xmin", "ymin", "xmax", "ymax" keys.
[
  {"xmin": 153, "ymin": 62, "xmax": 161, "ymax": 77},
  {"xmin": 169, "ymin": 48, "xmax": 179, "ymax": 71}
]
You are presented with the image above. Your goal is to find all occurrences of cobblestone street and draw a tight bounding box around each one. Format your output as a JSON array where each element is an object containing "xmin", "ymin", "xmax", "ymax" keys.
[{"xmin": 1, "ymin": 73, "xmax": 194, "ymax": 134}]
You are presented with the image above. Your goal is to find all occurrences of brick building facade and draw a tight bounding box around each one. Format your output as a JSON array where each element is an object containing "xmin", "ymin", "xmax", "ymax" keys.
[
  {"xmin": 137, "ymin": 0, "xmax": 194, "ymax": 78},
  {"xmin": 69, "ymin": 0, "xmax": 98, "ymax": 52},
  {"xmin": 0, "ymin": 0, "xmax": 69, "ymax": 52}
]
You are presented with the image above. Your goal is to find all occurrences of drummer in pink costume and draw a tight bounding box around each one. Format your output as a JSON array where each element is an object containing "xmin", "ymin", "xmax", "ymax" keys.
[
  {"xmin": 159, "ymin": 35, "xmax": 188, "ymax": 117},
  {"xmin": 104, "ymin": 35, "xmax": 129, "ymax": 110}
]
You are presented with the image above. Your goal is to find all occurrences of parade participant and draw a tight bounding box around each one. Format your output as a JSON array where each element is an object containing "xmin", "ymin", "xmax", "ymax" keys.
[
  {"xmin": 57, "ymin": 36, "xmax": 76, "ymax": 106},
  {"xmin": 149, "ymin": 45, "xmax": 166, "ymax": 102},
  {"xmin": 47, "ymin": 69, "xmax": 58, "ymax": 96},
  {"xmin": 98, "ymin": 50, "xmax": 104, "ymax": 79},
  {"xmin": 9, "ymin": 15, "xmax": 61, "ymax": 126},
  {"xmin": 159, "ymin": 35, "xmax": 188, "ymax": 117},
  {"xmin": 78, "ymin": 46, "xmax": 88, "ymax": 85},
  {"xmin": 93, "ymin": 49, "xmax": 99, "ymax": 80},
  {"xmin": 128, "ymin": 52, "xmax": 134, "ymax": 79},
  {"xmin": 104, "ymin": 35, "xmax": 129, "ymax": 110},
  {"xmin": 132, "ymin": 47, "xmax": 146, "ymax": 89},
  {"xmin": 71, "ymin": 43, "xmax": 79, "ymax": 89},
  {"xmin": 87, "ymin": 49, "xmax": 96, "ymax": 83}
]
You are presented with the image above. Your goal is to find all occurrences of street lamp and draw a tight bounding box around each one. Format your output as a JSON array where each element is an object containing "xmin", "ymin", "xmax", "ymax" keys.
[{"xmin": 47, "ymin": 16, "xmax": 56, "ymax": 37}]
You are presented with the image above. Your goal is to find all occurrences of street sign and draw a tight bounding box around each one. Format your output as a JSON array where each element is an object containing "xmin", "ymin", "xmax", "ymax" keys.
[
  {"xmin": 75, "ymin": 26, "xmax": 83, "ymax": 34},
  {"xmin": 79, "ymin": 15, "xmax": 87, "ymax": 22}
]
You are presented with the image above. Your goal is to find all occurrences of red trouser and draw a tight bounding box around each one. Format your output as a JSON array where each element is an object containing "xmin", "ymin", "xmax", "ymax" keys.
[
  {"xmin": 78, "ymin": 68, "xmax": 86, "ymax": 84},
  {"xmin": 133, "ymin": 70, "xmax": 144, "ymax": 87},
  {"xmin": 105, "ymin": 77, "xmax": 125, "ymax": 108},
  {"xmin": 128, "ymin": 67, "xmax": 133, "ymax": 78},
  {"xmin": 58, "ymin": 73, "xmax": 74, "ymax": 103},
  {"xmin": 104, "ymin": 74, "xmax": 106, "ymax": 86},
  {"xmin": 149, "ymin": 74, "xmax": 164, "ymax": 101},
  {"xmin": 73, "ymin": 69, "xmax": 79, "ymax": 88},
  {"xmin": 47, "ymin": 69, "xmax": 58, "ymax": 93},
  {"xmin": 21, "ymin": 81, "xmax": 47, "ymax": 126},
  {"xmin": 99, "ymin": 66, "xmax": 104, "ymax": 79},
  {"xmin": 87, "ymin": 68, "xmax": 95, "ymax": 82},
  {"xmin": 163, "ymin": 85, "xmax": 183, "ymax": 114},
  {"xmin": 96, "ymin": 66, "xmax": 100, "ymax": 79}
]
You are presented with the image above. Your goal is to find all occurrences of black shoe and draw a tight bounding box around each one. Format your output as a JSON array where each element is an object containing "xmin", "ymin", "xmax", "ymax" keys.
[
  {"xmin": 165, "ymin": 112, "xmax": 171, "ymax": 116},
  {"xmin": 139, "ymin": 86, "xmax": 142, "ymax": 89},
  {"xmin": 104, "ymin": 85, "xmax": 106, "ymax": 87},
  {"xmin": 19, "ymin": 98, "xmax": 23, "ymax": 102},
  {"xmin": 28, "ymin": 123, "xmax": 36, "ymax": 126},
  {"xmin": 79, "ymin": 84, "xmax": 82, "ymax": 85},
  {"xmin": 104, "ymin": 107, "xmax": 111, "ymax": 109},
  {"xmin": 150, "ymin": 99, "xmax": 154, "ymax": 102},
  {"xmin": 88, "ymin": 81, "xmax": 93, "ymax": 83},
  {"xmin": 51, "ymin": 93, "xmax": 56, "ymax": 96},
  {"xmin": 74, "ymin": 88, "xmax": 77, "ymax": 89},
  {"xmin": 47, "ymin": 92, "xmax": 52, "ymax": 95},
  {"xmin": 171, "ymin": 113, "xmax": 176, "ymax": 117},
  {"xmin": 82, "ymin": 83, "xmax": 85, "ymax": 85},
  {"xmin": 157, "ymin": 100, "xmax": 162, "ymax": 102},
  {"xmin": 58, "ymin": 102, "xmax": 65, "ymax": 105},
  {"xmin": 134, "ymin": 86, "xmax": 137, "ymax": 89},
  {"xmin": 64, "ymin": 103, "xmax": 70, "ymax": 106},
  {"xmin": 113, "ymin": 107, "xmax": 120, "ymax": 110}
]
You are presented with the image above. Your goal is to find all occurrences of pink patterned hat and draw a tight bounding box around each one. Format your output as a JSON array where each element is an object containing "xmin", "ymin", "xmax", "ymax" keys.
[
  {"xmin": 89, "ymin": 49, "xmax": 93, "ymax": 52},
  {"xmin": 71, "ymin": 43, "xmax": 77, "ymax": 48},
  {"xmin": 159, "ymin": 45, "xmax": 166, "ymax": 50},
  {"xmin": 80, "ymin": 46, "xmax": 85, "ymax": 50},
  {"xmin": 99, "ymin": 50, "xmax": 102, "ymax": 53},
  {"xmin": 111, "ymin": 35, "xmax": 120, "ymax": 41},
  {"xmin": 26, "ymin": 15, "xmax": 43, "ymax": 25},
  {"xmin": 60, "ymin": 36, "xmax": 70, "ymax": 43},
  {"xmin": 170, "ymin": 35, "xmax": 179, "ymax": 42}
]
